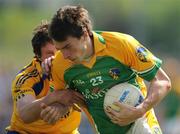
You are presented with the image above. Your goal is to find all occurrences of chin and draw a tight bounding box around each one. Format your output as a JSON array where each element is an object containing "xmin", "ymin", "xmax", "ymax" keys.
[
  {"xmin": 69, "ymin": 58, "xmax": 78, "ymax": 63},
  {"xmin": 73, "ymin": 58, "xmax": 83, "ymax": 63}
]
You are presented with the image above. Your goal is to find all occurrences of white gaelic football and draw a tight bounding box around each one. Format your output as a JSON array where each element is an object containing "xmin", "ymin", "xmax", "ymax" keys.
[{"xmin": 104, "ymin": 83, "xmax": 144, "ymax": 112}]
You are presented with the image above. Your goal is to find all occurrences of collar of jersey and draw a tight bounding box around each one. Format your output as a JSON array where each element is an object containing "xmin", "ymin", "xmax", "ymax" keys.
[
  {"xmin": 33, "ymin": 58, "xmax": 43, "ymax": 77},
  {"xmin": 93, "ymin": 31, "xmax": 106, "ymax": 54}
]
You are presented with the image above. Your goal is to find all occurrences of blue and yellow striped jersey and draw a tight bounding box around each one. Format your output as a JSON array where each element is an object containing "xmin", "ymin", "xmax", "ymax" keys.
[{"xmin": 7, "ymin": 58, "xmax": 81, "ymax": 134}]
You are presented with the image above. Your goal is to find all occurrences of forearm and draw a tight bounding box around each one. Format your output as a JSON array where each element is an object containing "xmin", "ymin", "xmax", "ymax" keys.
[
  {"xmin": 138, "ymin": 75, "xmax": 171, "ymax": 114},
  {"xmin": 18, "ymin": 93, "xmax": 56, "ymax": 123}
]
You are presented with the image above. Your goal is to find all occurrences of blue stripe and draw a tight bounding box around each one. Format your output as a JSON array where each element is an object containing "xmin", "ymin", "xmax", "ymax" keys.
[
  {"xmin": 42, "ymin": 74, "xmax": 48, "ymax": 80},
  {"xmin": 32, "ymin": 79, "xmax": 44, "ymax": 96},
  {"xmin": 7, "ymin": 131, "xmax": 20, "ymax": 134}
]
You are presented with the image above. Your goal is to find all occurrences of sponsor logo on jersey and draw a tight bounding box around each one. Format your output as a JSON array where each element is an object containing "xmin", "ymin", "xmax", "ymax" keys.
[
  {"xmin": 86, "ymin": 71, "xmax": 101, "ymax": 78},
  {"xmin": 91, "ymin": 87, "xmax": 101, "ymax": 94},
  {"xmin": 109, "ymin": 68, "xmax": 120, "ymax": 80},
  {"xmin": 72, "ymin": 79, "xmax": 85, "ymax": 86},
  {"xmin": 82, "ymin": 88, "xmax": 108, "ymax": 100}
]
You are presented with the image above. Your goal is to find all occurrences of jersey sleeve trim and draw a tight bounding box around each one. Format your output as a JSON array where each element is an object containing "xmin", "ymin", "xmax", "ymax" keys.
[
  {"xmin": 13, "ymin": 88, "xmax": 35, "ymax": 102},
  {"xmin": 137, "ymin": 58, "xmax": 162, "ymax": 81}
]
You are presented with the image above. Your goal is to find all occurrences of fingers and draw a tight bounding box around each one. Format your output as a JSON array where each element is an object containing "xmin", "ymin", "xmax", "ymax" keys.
[
  {"xmin": 40, "ymin": 105, "xmax": 52, "ymax": 120},
  {"xmin": 44, "ymin": 59, "xmax": 50, "ymax": 73},
  {"xmin": 113, "ymin": 102, "xmax": 128, "ymax": 109},
  {"xmin": 41, "ymin": 56, "xmax": 54, "ymax": 75},
  {"xmin": 51, "ymin": 103, "xmax": 71, "ymax": 118},
  {"xmin": 47, "ymin": 107, "xmax": 60, "ymax": 124},
  {"xmin": 105, "ymin": 106, "xmax": 131, "ymax": 126},
  {"xmin": 40, "ymin": 103, "xmax": 72, "ymax": 124},
  {"xmin": 105, "ymin": 106, "xmax": 125, "ymax": 120},
  {"xmin": 105, "ymin": 106, "xmax": 119, "ymax": 119},
  {"xmin": 44, "ymin": 58, "xmax": 50, "ymax": 74},
  {"xmin": 43, "ymin": 108, "xmax": 56, "ymax": 122},
  {"xmin": 40, "ymin": 106, "xmax": 60, "ymax": 124},
  {"xmin": 46, "ymin": 56, "xmax": 54, "ymax": 67},
  {"xmin": 105, "ymin": 108, "xmax": 115, "ymax": 119},
  {"xmin": 41, "ymin": 103, "xmax": 48, "ymax": 109},
  {"xmin": 105, "ymin": 103, "xmax": 137, "ymax": 126}
]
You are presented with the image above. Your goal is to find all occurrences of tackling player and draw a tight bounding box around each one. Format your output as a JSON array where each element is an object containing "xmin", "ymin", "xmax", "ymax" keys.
[{"xmin": 6, "ymin": 22, "xmax": 84, "ymax": 134}]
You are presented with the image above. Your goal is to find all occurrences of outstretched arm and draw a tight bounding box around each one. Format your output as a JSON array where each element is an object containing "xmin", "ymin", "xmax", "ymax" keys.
[
  {"xmin": 17, "ymin": 92, "xmax": 57, "ymax": 123},
  {"xmin": 17, "ymin": 89, "xmax": 85, "ymax": 123}
]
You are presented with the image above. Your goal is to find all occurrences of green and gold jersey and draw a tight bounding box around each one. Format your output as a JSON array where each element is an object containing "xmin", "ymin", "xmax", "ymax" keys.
[
  {"xmin": 7, "ymin": 58, "xmax": 80, "ymax": 134},
  {"xmin": 51, "ymin": 31, "xmax": 162, "ymax": 134}
]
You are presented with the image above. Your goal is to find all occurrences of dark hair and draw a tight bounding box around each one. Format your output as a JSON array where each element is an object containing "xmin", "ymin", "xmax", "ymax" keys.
[
  {"xmin": 31, "ymin": 22, "xmax": 52, "ymax": 58},
  {"xmin": 49, "ymin": 5, "xmax": 92, "ymax": 42}
]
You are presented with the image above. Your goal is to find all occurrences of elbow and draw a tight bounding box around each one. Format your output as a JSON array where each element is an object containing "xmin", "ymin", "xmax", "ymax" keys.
[
  {"xmin": 22, "ymin": 118, "xmax": 33, "ymax": 124},
  {"xmin": 20, "ymin": 115, "xmax": 32, "ymax": 124},
  {"xmin": 157, "ymin": 68, "xmax": 172, "ymax": 93},
  {"xmin": 161, "ymin": 74, "xmax": 172, "ymax": 94},
  {"xmin": 166, "ymin": 78, "xmax": 172, "ymax": 92},
  {"xmin": 19, "ymin": 111, "xmax": 34, "ymax": 124}
]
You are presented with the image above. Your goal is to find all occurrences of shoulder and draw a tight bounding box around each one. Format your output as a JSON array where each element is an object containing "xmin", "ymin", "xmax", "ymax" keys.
[
  {"xmin": 95, "ymin": 31, "xmax": 138, "ymax": 49},
  {"xmin": 96, "ymin": 31, "xmax": 134, "ymax": 41},
  {"xmin": 12, "ymin": 59, "xmax": 40, "ymax": 89},
  {"xmin": 94, "ymin": 31, "xmax": 142, "ymax": 66},
  {"xmin": 51, "ymin": 51, "xmax": 73, "ymax": 89},
  {"xmin": 52, "ymin": 51, "xmax": 72, "ymax": 72}
]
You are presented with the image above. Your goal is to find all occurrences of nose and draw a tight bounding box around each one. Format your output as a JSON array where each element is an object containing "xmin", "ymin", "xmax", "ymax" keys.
[{"xmin": 61, "ymin": 49, "xmax": 70, "ymax": 59}]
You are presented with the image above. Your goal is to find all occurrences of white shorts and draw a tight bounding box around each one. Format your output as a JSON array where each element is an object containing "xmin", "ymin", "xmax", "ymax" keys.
[{"xmin": 126, "ymin": 109, "xmax": 162, "ymax": 134}]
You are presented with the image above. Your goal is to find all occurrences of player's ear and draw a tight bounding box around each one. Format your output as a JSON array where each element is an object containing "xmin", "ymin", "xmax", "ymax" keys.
[
  {"xmin": 35, "ymin": 55, "xmax": 42, "ymax": 62},
  {"xmin": 82, "ymin": 28, "xmax": 89, "ymax": 39}
]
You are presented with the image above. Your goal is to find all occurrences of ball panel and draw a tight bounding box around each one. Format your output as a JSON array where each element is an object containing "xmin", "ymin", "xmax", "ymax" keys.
[{"xmin": 104, "ymin": 83, "xmax": 144, "ymax": 113}]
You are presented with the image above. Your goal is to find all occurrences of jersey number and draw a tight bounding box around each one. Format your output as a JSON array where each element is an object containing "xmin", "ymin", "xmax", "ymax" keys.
[{"xmin": 90, "ymin": 76, "xmax": 103, "ymax": 86}]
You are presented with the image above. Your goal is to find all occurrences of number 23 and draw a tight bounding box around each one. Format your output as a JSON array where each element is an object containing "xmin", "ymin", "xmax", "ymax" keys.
[{"xmin": 90, "ymin": 76, "xmax": 103, "ymax": 86}]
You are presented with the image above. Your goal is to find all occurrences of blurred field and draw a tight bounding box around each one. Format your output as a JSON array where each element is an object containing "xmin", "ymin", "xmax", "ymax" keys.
[{"xmin": 0, "ymin": 0, "xmax": 179, "ymax": 133}]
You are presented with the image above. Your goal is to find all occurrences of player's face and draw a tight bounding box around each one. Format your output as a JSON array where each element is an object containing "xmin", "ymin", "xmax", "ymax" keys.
[
  {"xmin": 41, "ymin": 42, "xmax": 57, "ymax": 61},
  {"xmin": 54, "ymin": 33, "xmax": 93, "ymax": 63}
]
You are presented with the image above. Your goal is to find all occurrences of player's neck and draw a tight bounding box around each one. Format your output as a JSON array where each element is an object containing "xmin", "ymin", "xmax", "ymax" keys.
[{"xmin": 84, "ymin": 35, "xmax": 94, "ymax": 61}]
